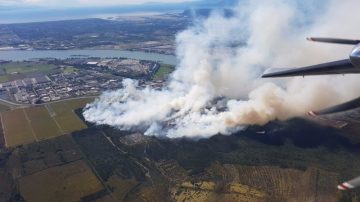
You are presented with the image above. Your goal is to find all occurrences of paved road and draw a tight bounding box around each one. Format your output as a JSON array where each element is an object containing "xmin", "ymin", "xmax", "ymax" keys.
[{"xmin": 0, "ymin": 95, "xmax": 99, "ymax": 108}]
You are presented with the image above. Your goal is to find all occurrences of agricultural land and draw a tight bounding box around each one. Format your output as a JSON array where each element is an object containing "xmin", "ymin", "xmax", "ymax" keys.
[{"xmin": 0, "ymin": 97, "xmax": 93, "ymax": 147}]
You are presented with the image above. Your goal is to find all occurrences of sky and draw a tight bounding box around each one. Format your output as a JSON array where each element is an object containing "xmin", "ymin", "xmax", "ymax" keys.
[{"xmin": 0, "ymin": 0, "xmax": 198, "ymax": 7}]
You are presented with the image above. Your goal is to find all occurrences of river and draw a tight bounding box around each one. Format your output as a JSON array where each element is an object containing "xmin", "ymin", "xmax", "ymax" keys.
[{"xmin": 0, "ymin": 50, "xmax": 177, "ymax": 65}]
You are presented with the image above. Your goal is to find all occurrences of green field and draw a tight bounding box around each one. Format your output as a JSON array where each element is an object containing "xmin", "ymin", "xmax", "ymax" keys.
[
  {"xmin": 154, "ymin": 64, "xmax": 174, "ymax": 79},
  {"xmin": 0, "ymin": 75, "xmax": 9, "ymax": 83},
  {"xmin": 0, "ymin": 61, "xmax": 56, "ymax": 74},
  {"xmin": 62, "ymin": 98, "xmax": 95, "ymax": 109},
  {"xmin": 1, "ymin": 98, "xmax": 94, "ymax": 147},
  {"xmin": 19, "ymin": 160, "xmax": 104, "ymax": 202},
  {"xmin": 62, "ymin": 66, "xmax": 78, "ymax": 73},
  {"xmin": 0, "ymin": 62, "xmax": 80, "ymax": 84},
  {"xmin": 24, "ymin": 107, "xmax": 62, "ymax": 140},
  {"xmin": 1, "ymin": 109, "xmax": 36, "ymax": 147},
  {"xmin": 0, "ymin": 102, "xmax": 11, "ymax": 112},
  {"xmin": 50, "ymin": 98, "xmax": 94, "ymax": 134}
]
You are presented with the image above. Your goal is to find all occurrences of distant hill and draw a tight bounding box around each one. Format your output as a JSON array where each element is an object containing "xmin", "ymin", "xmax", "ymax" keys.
[
  {"xmin": 198, "ymin": 0, "xmax": 239, "ymax": 7},
  {"xmin": 182, "ymin": 8, "xmax": 234, "ymax": 18}
]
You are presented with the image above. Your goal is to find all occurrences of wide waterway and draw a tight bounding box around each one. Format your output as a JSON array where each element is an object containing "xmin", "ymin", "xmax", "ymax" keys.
[{"xmin": 0, "ymin": 50, "xmax": 177, "ymax": 65}]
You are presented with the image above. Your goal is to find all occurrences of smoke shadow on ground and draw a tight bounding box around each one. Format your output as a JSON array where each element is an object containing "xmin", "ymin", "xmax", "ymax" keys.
[
  {"xmin": 76, "ymin": 106, "xmax": 359, "ymax": 152},
  {"xmin": 243, "ymin": 118, "xmax": 360, "ymax": 150}
]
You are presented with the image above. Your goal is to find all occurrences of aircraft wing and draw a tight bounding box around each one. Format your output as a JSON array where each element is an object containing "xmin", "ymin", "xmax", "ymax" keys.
[
  {"xmin": 262, "ymin": 59, "xmax": 360, "ymax": 78},
  {"xmin": 307, "ymin": 37, "xmax": 360, "ymax": 45},
  {"xmin": 263, "ymin": 37, "xmax": 360, "ymax": 191},
  {"xmin": 306, "ymin": 98, "xmax": 360, "ymax": 191},
  {"xmin": 338, "ymin": 176, "xmax": 360, "ymax": 190},
  {"xmin": 307, "ymin": 97, "xmax": 360, "ymax": 138},
  {"xmin": 313, "ymin": 97, "xmax": 360, "ymax": 115}
]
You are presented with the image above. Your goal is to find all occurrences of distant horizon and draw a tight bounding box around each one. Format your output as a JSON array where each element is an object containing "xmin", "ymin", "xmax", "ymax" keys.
[
  {"xmin": 0, "ymin": 0, "xmax": 238, "ymax": 24},
  {"xmin": 0, "ymin": 0, "xmax": 198, "ymax": 8},
  {"xmin": 0, "ymin": 4, "xmax": 189, "ymax": 24},
  {"xmin": 0, "ymin": 9, "xmax": 180, "ymax": 24}
]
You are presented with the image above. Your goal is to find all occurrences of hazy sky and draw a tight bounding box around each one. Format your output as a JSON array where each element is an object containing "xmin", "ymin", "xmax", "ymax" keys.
[{"xmin": 1, "ymin": 0, "xmax": 197, "ymax": 7}]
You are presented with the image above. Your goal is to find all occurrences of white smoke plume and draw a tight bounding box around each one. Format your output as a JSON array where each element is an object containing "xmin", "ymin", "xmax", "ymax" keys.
[{"xmin": 83, "ymin": 0, "xmax": 360, "ymax": 138}]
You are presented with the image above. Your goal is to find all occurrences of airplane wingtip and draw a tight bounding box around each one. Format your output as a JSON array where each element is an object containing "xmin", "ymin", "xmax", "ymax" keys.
[
  {"xmin": 338, "ymin": 182, "xmax": 355, "ymax": 191},
  {"xmin": 307, "ymin": 110, "xmax": 317, "ymax": 117},
  {"xmin": 338, "ymin": 185, "xmax": 346, "ymax": 190}
]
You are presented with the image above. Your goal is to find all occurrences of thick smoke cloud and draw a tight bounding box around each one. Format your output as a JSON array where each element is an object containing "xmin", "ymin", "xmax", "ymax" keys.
[{"xmin": 83, "ymin": 0, "xmax": 360, "ymax": 138}]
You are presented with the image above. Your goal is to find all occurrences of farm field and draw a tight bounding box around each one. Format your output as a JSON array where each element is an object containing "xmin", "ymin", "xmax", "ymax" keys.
[
  {"xmin": 0, "ymin": 118, "xmax": 359, "ymax": 201},
  {"xmin": 171, "ymin": 164, "xmax": 340, "ymax": 202},
  {"xmin": 0, "ymin": 102, "xmax": 10, "ymax": 112},
  {"xmin": 0, "ymin": 75, "xmax": 9, "ymax": 82},
  {"xmin": 24, "ymin": 106, "xmax": 62, "ymax": 140},
  {"xmin": 1, "ymin": 108, "xmax": 36, "ymax": 147},
  {"xmin": 106, "ymin": 175, "xmax": 138, "ymax": 201},
  {"xmin": 0, "ymin": 98, "xmax": 93, "ymax": 147},
  {"xmin": 50, "ymin": 98, "xmax": 94, "ymax": 134},
  {"xmin": 19, "ymin": 160, "xmax": 104, "ymax": 202},
  {"xmin": 63, "ymin": 97, "xmax": 94, "ymax": 109},
  {"xmin": 0, "ymin": 61, "xmax": 56, "ymax": 74},
  {"xmin": 62, "ymin": 66, "xmax": 78, "ymax": 73},
  {"xmin": 0, "ymin": 119, "xmax": 5, "ymax": 147},
  {"xmin": 154, "ymin": 64, "xmax": 174, "ymax": 79}
]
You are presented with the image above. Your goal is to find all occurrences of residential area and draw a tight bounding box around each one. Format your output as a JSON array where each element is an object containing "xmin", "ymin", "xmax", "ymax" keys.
[{"xmin": 0, "ymin": 57, "xmax": 171, "ymax": 104}]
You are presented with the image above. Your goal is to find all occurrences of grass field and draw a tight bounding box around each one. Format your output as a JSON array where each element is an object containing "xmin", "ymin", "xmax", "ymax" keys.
[
  {"xmin": 1, "ymin": 109, "xmax": 36, "ymax": 147},
  {"xmin": 62, "ymin": 66, "xmax": 78, "ymax": 73},
  {"xmin": 50, "ymin": 98, "xmax": 94, "ymax": 134},
  {"xmin": 24, "ymin": 107, "xmax": 62, "ymax": 140},
  {"xmin": 0, "ymin": 75, "xmax": 9, "ymax": 82},
  {"xmin": 0, "ymin": 118, "xmax": 5, "ymax": 148},
  {"xmin": 154, "ymin": 64, "xmax": 174, "ymax": 79},
  {"xmin": 0, "ymin": 62, "xmax": 80, "ymax": 84},
  {"xmin": 1, "ymin": 98, "xmax": 94, "ymax": 147},
  {"xmin": 0, "ymin": 102, "xmax": 11, "ymax": 112},
  {"xmin": 1, "ymin": 61, "xmax": 56, "ymax": 74},
  {"xmin": 63, "ymin": 98, "xmax": 94, "ymax": 109},
  {"xmin": 19, "ymin": 160, "xmax": 104, "ymax": 202},
  {"xmin": 106, "ymin": 175, "xmax": 138, "ymax": 201}
]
